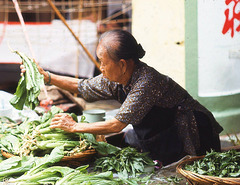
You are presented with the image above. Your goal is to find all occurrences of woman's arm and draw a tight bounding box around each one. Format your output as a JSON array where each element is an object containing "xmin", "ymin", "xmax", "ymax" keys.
[
  {"xmin": 50, "ymin": 113, "xmax": 127, "ymax": 135},
  {"xmin": 21, "ymin": 63, "xmax": 80, "ymax": 94},
  {"xmin": 45, "ymin": 72, "xmax": 80, "ymax": 94}
]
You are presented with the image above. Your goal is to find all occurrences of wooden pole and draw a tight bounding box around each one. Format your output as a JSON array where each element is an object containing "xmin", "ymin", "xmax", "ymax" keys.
[
  {"xmin": 75, "ymin": 0, "xmax": 83, "ymax": 80},
  {"xmin": 46, "ymin": 0, "xmax": 100, "ymax": 70}
]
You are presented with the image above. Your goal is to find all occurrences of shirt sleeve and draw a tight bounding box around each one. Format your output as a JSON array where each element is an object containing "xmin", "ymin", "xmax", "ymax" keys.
[
  {"xmin": 77, "ymin": 74, "xmax": 118, "ymax": 102},
  {"xmin": 115, "ymin": 75, "xmax": 165, "ymax": 125}
]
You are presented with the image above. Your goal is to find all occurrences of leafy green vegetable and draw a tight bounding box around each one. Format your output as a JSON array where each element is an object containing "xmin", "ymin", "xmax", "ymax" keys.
[
  {"xmin": 0, "ymin": 146, "xmax": 64, "ymax": 181},
  {"xmin": 0, "ymin": 156, "xmax": 35, "ymax": 181},
  {"xmin": 10, "ymin": 163, "xmax": 122, "ymax": 185},
  {"xmin": 69, "ymin": 113, "xmax": 78, "ymax": 122},
  {"xmin": 79, "ymin": 115, "xmax": 89, "ymax": 123},
  {"xmin": 15, "ymin": 166, "xmax": 75, "ymax": 184},
  {"xmin": 0, "ymin": 116, "xmax": 16, "ymax": 125},
  {"xmin": 94, "ymin": 141, "xmax": 121, "ymax": 156},
  {"xmin": 94, "ymin": 146, "xmax": 155, "ymax": 179},
  {"xmin": 10, "ymin": 146, "xmax": 65, "ymax": 184},
  {"xmin": 185, "ymin": 149, "xmax": 240, "ymax": 177},
  {"xmin": 166, "ymin": 175, "xmax": 183, "ymax": 184},
  {"xmin": 0, "ymin": 106, "xmax": 94, "ymax": 157},
  {"xmin": 56, "ymin": 169, "xmax": 121, "ymax": 185},
  {"xmin": 0, "ymin": 134, "xmax": 21, "ymax": 154},
  {"xmin": 10, "ymin": 51, "xmax": 44, "ymax": 110}
]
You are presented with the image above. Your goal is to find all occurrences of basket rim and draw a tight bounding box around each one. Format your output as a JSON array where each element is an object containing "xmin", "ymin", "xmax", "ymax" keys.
[
  {"xmin": 61, "ymin": 149, "xmax": 96, "ymax": 161},
  {"xmin": 176, "ymin": 155, "xmax": 240, "ymax": 184},
  {"xmin": 1, "ymin": 150, "xmax": 15, "ymax": 158},
  {"xmin": 1, "ymin": 149, "xmax": 96, "ymax": 161},
  {"xmin": 1, "ymin": 134, "xmax": 105, "ymax": 161}
]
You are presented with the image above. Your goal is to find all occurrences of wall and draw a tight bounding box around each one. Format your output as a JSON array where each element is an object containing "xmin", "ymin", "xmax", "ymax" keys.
[
  {"xmin": 131, "ymin": 0, "xmax": 185, "ymax": 87},
  {"xmin": 132, "ymin": 0, "xmax": 240, "ymax": 135},
  {"xmin": 185, "ymin": 0, "xmax": 240, "ymax": 134}
]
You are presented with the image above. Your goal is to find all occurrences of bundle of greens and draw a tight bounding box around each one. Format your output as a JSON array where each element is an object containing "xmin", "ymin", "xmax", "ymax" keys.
[
  {"xmin": 0, "ymin": 144, "xmax": 121, "ymax": 184},
  {"xmin": 185, "ymin": 149, "xmax": 240, "ymax": 177},
  {"xmin": 94, "ymin": 146, "xmax": 155, "ymax": 179},
  {"xmin": 0, "ymin": 146, "xmax": 64, "ymax": 181},
  {"xmin": 0, "ymin": 108, "xmax": 157, "ymax": 184},
  {"xmin": 56, "ymin": 170, "xmax": 121, "ymax": 185},
  {"xmin": 9, "ymin": 163, "xmax": 122, "ymax": 185},
  {"xmin": 0, "ymin": 106, "xmax": 95, "ymax": 157},
  {"xmin": 10, "ymin": 51, "xmax": 44, "ymax": 110},
  {"xmin": 0, "ymin": 116, "xmax": 18, "ymax": 135},
  {"xmin": 15, "ymin": 165, "xmax": 121, "ymax": 185}
]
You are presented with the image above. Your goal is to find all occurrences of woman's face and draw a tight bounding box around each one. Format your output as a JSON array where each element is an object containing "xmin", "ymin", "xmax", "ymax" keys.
[{"xmin": 96, "ymin": 43, "xmax": 124, "ymax": 83}]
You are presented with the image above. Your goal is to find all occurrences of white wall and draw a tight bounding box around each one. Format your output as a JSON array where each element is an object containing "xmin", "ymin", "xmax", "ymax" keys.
[{"xmin": 132, "ymin": 0, "xmax": 185, "ymax": 87}]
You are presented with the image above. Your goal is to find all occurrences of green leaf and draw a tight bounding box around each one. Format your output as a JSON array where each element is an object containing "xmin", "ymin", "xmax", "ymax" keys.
[
  {"xmin": 184, "ymin": 150, "xmax": 240, "ymax": 177},
  {"xmin": 10, "ymin": 51, "xmax": 44, "ymax": 110},
  {"xmin": 0, "ymin": 155, "xmax": 36, "ymax": 179},
  {"xmin": 69, "ymin": 113, "xmax": 78, "ymax": 122},
  {"xmin": 0, "ymin": 156, "xmax": 22, "ymax": 172},
  {"xmin": 229, "ymin": 170, "xmax": 240, "ymax": 177},
  {"xmin": 94, "ymin": 142, "xmax": 120, "ymax": 156},
  {"xmin": 132, "ymin": 160, "xmax": 144, "ymax": 173},
  {"xmin": 0, "ymin": 134, "xmax": 21, "ymax": 154},
  {"xmin": 14, "ymin": 166, "xmax": 75, "ymax": 183},
  {"xmin": 26, "ymin": 145, "xmax": 64, "ymax": 175},
  {"xmin": 94, "ymin": 146, "xmax": 155, "ymax": 179}
]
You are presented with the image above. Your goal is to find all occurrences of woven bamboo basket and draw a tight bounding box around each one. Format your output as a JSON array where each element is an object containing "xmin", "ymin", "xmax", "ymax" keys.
[
  {"xmin": 1, "ymin": 135, "xmax": 106, "ymax": 167},
  {"xmin": 1, "ymin": 149, "xmax": 96, "ymax": 168},
  {"xmin": 1, "ymin": 150, "xmax": 15, "ymax": 158},
  {"xmin": 176, "ymin": 156, "xmax": 240, "ymax": 185}
]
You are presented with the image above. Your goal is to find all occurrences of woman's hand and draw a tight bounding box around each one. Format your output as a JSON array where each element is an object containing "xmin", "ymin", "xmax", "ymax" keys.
[
  {"xmin": 20, "ymin": 60, "xmax": 49, "ymax": 83},
  {"xmin": 50, "ymin": 113, "xmax": 77, "ymax": 133},
  {"xmin": 20, "ymin": 64, "xmax": 26, "ymax": 76}
]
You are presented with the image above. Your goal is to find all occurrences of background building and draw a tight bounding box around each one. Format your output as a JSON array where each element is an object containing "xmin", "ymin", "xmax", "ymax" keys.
[{"xmin": 0, "ymin": 0, "xmax": 239, "ymax": 134}]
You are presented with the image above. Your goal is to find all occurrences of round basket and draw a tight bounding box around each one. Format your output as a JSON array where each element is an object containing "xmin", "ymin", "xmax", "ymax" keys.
[
  {"xmin": 176, "ymin": 156, "xmax": 240, "ymax": 185},
  {"xmin": 1, "ymin": 135, "xmax": 106, "ymax": 167},
  {"xmin": 57, "ymin": 149, "xmax": 97, "ymax": 167},
  {"xmin": 1, "ymin": 149, "xmax": 96, "ymax": 168},
  {"xmin": 1, "ymin": 150, "xmax": 15, "ymax": 158},
  {"xmin": 1, "ymin": 149, "xmax": 96, "ymax": 161},
  {"xmin": 61, "ymin": 149, "xmax": 96, "ymax": 162}
]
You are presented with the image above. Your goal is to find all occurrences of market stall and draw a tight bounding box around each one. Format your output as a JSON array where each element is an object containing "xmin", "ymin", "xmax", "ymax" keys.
[
  {"xmin": 0, "ymin": 90, "xmax": 185, "ymax": 185},
  {"xmin": 1, "ymin": 1, "xmax": 240, "ymax": 185}
]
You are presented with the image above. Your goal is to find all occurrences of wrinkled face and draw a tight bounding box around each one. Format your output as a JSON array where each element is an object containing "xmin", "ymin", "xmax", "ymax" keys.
[{"xmin": 96, "ymin": 43, "xmax": 123, "ymax": 83}]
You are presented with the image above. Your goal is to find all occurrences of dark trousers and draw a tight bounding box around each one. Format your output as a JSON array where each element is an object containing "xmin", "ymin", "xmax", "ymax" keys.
[{"xmin": 125, "ymin": 111, "xmax": 221, "ymax": 166}]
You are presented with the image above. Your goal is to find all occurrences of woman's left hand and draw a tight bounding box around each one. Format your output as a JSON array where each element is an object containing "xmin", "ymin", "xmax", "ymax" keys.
[{"xmin": 50, "ymin": 113, "xmax": 76, "ymax": 132}]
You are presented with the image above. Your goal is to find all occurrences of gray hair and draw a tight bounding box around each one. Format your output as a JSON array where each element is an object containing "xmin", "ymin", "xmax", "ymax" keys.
[{"xmin": 99, "ymin": 30, "xmax": 145, "ymax": 63}]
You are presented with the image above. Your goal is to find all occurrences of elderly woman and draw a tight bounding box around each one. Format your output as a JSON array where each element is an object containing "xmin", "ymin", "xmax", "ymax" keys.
[{"xmin": 23, "ymin": 30, "xmax": 223, "ymax": 165}]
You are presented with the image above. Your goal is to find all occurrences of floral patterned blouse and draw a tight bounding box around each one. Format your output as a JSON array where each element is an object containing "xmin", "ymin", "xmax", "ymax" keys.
[{"xmin": 78, "ymin": 61, "xmax": 223, "ymax": 160}]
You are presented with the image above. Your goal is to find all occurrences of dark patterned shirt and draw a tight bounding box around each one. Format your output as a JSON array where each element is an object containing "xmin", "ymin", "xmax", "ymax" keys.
[{"xmin": 78, "ymin": 62, "xmax": 223, "ymax": 158}]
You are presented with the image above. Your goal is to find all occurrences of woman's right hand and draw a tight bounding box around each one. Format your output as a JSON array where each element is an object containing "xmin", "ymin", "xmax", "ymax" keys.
[
  {"xmin": 20, "ymin": 60, "xmax": 49, "ymax": 84},
  {"xmin": 20, "ymin": 64, "xmax": 26, "ymax": 76}
]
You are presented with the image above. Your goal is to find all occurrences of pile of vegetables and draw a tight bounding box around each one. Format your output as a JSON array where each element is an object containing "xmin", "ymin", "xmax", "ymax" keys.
[
  {"xmin": 0, "ymin": 146, "xmax": 123, "ymax": 185},
  {"xmin": 0, "ymin": 106, "xmax": 95, "ymax": 157},
  {"xmin": 0, "ymin": 110, "xmax": 156, "ymax": 184},
  {"xmin": 10, "ymin": 51, "xmax": 44, "ymax": 110},
  {"xmin": 94, "ymin": 147, "xmax": 156, "ymax": 178},
  {"xmin": 0, "ymin": 107, "xmax": 157, "ymax": 184},
  {"xmin": 0, "ymin": 146, "xmax": 64, "ymax": 181},
  {"xmin": 185, "ymin": 149, "xmax": 240, "ymax": 178}
]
